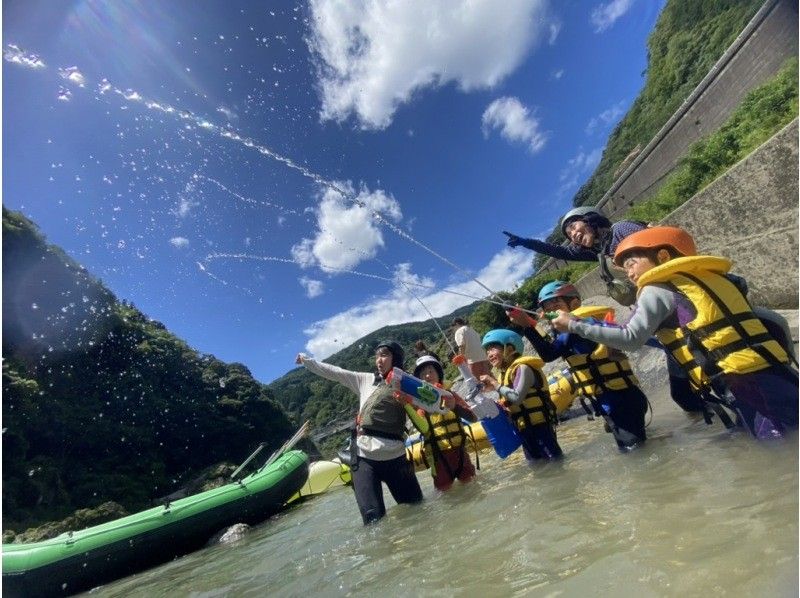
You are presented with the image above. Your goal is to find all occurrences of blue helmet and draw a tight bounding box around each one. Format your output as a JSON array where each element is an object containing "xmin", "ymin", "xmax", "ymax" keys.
[
  {"xmin": 481, "ymin": 329, "xmax": 524, "ymax": 355},
  {"xmin": 538, "ymin": 281, "xmax": 580, "ymax": 306}
]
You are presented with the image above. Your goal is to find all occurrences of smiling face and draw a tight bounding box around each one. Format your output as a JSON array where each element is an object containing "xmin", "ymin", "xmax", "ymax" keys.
[
  {"xmin": 564, "ymin": 219, "xmax": 596, "ymax": 247},
  {"xmin": 485, "ymin": 344, "xmax": 505, "ymax": 368},
  {"xmin": 374, "ymin": 347, "xmax": 394, "ymax": 377}
]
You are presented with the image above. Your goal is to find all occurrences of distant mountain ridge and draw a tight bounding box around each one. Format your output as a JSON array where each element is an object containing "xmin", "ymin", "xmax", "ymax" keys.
[{"xmin": 267, "ymin": 302, "xmax": 477, "ymax": 428}]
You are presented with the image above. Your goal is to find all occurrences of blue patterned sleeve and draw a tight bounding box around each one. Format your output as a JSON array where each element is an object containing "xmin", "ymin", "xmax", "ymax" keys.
[
  {"xmin": 607, "ymin": 221, "xmax": 647, "ymax": 256},
  {"xmin": 516, "ymin": 237, "xmax": 598, "ymax": 262}
]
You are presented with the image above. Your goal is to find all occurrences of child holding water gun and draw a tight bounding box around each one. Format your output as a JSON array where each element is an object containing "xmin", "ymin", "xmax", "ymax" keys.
[
  {"xmin": 396, "ymin": 350, "xmax": 478, "ymax": 491},
  {"xmin": 508, "ymin": 281, "xmax": 649, "ymax": 450},
  {"xmin": 504, "ymin": 206, "xmax": 707, "ymax": 417},
  {"xmin": 478, "ymin": 329, "xmax": 563, "ymax": 461},
  {"xmin": 550, "ymin": 226, "xmax": 798, "ymax": 439}
]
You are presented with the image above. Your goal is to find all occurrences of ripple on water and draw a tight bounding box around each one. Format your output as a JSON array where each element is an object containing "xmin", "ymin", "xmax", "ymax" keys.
[{"xmin": 88, "ymin": 389, "xmax": 797, "ymax": 597}]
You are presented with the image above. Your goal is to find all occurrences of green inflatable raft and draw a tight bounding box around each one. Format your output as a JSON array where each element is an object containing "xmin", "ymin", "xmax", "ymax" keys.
[{"xmin": 2, "ymin": 450, "xmax": 309, "ymax": 597}]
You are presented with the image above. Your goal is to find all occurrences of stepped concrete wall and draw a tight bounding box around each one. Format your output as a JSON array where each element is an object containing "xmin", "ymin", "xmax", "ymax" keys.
[
  {"xmin": 541, "ymin": 0, "xmax": 798, "ymax": 273},
  {"xmin": 574, "ymin": 119, "xmax": 799, "ymax": 309}
]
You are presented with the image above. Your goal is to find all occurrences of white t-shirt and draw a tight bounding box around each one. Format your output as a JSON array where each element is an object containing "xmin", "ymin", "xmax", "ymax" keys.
[{"xmin": 454, "ymin": 325, "xmax": 488, "ymax": 364}]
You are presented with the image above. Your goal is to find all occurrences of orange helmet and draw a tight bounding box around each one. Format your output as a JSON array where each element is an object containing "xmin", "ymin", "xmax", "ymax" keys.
[{"xmin": 613, "ymin": 226, "xmax": 697, "ymax": 266}]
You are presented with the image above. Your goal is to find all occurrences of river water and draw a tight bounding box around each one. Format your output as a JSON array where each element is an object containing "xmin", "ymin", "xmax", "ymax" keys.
[{"xmin": 87, "ymin": 386, "xmax": 797, "ymax": 597}]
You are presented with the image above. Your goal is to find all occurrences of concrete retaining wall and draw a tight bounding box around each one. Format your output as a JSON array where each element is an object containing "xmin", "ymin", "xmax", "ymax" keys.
[
  {"xmin": 599, "ymin": 0, "xmax": 798, "ymax": 221},
  {"xmin": 540, "ymin": 0, "xmax": 798, "ymax": 274},
  {"xmin": 573, "ymin": 119, "xmax": 799, "ymax": 309}
]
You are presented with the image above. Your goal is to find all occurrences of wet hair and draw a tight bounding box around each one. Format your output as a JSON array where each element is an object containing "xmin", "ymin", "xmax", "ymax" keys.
[{"xmin": 452, "ymin": 317, "xmax": 466, "ymax": 327}]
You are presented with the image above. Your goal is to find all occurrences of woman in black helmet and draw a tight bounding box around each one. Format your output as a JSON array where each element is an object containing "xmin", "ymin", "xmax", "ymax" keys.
[{"xmin": 295, "ymin": 340, "xmax": 423, "ymax": 525}]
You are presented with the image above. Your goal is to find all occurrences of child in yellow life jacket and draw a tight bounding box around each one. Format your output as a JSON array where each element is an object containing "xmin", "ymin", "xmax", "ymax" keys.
[
  {"xmin": 550, "ymin": 226, "xmax": 798, "ymax": 439},
  {"xmin": 508, "ymin": 281, "xmax": 649, "ymax": 450},
  {"xmin": 397, "ymin": 354, "xmax": 478, "ymax": 491},
  {"xmin": 479, "ymin": 329, "xmax": 563, "ymax": 461}
]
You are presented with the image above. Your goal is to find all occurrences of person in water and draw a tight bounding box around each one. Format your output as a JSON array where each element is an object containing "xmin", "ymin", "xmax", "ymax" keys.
[
  {"xmin": 508, "ymin": 281, "xmax": 648, "ymax": 450},
  {"xmin": 478, "ymin": 329, "xmax": 563, "ymax": 460},
  {"xmin": 397, "ymin": 352, "xmax": 478, "ymax": 491},
  {"xmin": 504, "ymin": 206, "xmax": 708, "ymax": 417},
  {"xmin": 295, "ymin": 341, "xmax": 422, "ymax": 524},
  {"xmin": 549, "ymin": 226, "xmax": 798, "ymax": 439}
]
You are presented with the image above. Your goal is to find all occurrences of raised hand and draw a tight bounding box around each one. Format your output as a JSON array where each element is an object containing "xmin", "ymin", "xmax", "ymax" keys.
[{"xmin": 503, "ymin": 230, "xmax": 524, "ymax": 248}]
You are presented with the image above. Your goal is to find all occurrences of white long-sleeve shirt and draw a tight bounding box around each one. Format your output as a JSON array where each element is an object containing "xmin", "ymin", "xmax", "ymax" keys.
[{"xmin": 301, "ymin": 357, "xmax": 407, "ymax": 461}]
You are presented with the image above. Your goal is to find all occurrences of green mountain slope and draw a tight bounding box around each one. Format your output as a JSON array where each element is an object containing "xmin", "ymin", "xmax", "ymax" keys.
[
  {"xmin": 2, "ymin": 208, "xmax": 295, "ymax": 530},
  {"xmin": 267, "ymin": 303, "xmax": 476, "ymax": 427},
  {"xmin": 538, "ymin": 0, "xmax": 764, "ymax": 262}
]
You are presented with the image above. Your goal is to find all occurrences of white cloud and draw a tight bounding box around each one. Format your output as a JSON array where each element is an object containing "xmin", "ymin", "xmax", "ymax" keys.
[
  {"xmin": 169, "ymin": 236, "xmax": 190, "ymax": 248},
  {"xmin": 304, "ymin": 249, "xmax": 533, "ymax": 358},
  {"xmin": 548, "ymin": 22, "xmax": 562, "ymax": 45},
  {"xmin": 57, "ymin": 87, "xmax": 72, "ymax": 102},
  {"xmin": 291, "ymin": 182, "xmax": 402, "ymax": 271},
  {"xmin": 58, "ymin": 66, "xmax": 86, "ymax": 87},
  {"xmin": 557, "ymin": 146, "xmax": 603, "ymax": 197},
  {"xmin": 585, "ymin": 100, "xmax": 626, "ymax": 135},
  {"xmin": 481, "ymin": 96, "xmax": 547, "ymax": 153},
  {"xmin": 299, "ymin": 277, "xmax": 325, "ymax": 298},
  {"xmin": 173, "ymin": 194, "xmax": 198, "ymax": 218},
  {"xmin": 552, "ymin": 69, "xmax": 564, "ymax": 80},
  {"xmin": 307, "ymin": 0, "xmax": 551, "ymax": 129},
  {"xmin": 3, "ymin": 44, "xmax": 45, "ymax": 69},
  {"xmin": 590, "ymin": 0, "xmax": 635, "ymax": 33}
]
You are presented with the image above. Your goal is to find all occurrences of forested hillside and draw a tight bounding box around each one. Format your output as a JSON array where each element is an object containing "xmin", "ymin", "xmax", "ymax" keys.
[
  {"xmin": 535, "ymin": 0, "xmax": 764, "ymax": 264},
  {"xmin": 2, "ymin": 208, "xmax": 295, "ymax": 529}
]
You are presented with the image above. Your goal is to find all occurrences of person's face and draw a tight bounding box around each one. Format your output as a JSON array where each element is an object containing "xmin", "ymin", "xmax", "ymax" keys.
[
  {"xmin": 486, "ymin": 344, "xmax": 505, "ymax": 368},
  {"xmin": 374, "ymin": 348, "xmax": 394, "ymax": 376},
  {"xmin": 620, "ymin": 253, "xmax": 658, "ymax": 284},
  {"xmin": 540, "ymin": 296, "xmax": 573, "ymax": 313},
  {"xmin": 565, "ymin": 219, "xmax": 595, "ymax": 247},
  {"xmin": 417, "ymin": 364, "xmax": 440, "ymax": 384}
]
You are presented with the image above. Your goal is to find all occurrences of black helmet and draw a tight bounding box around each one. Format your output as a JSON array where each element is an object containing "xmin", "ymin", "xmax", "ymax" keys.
[{"xmin": 375, "ymin": 340, "xmax": 405, "ymax": 370}]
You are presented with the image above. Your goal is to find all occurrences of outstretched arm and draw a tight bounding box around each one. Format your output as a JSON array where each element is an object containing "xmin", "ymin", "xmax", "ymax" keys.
[
  {"xmin": 552, "ymin": 286, "xmax": 676, "ymax": 352},
  {"xmin": 295, "ymin": 353, "xmax": 367, "ymax": 396},
  {"xmin": 504, "ymin": 231, "xmax": 597, "ymax": 262}
]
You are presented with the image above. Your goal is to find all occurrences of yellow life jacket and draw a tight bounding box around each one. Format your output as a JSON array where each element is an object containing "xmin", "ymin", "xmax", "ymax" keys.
[
  {"xmin": 638, "ymin": 256, "xmax": 790, "ymax": 375},
  {"xmin": 501, "ymin": 356, "xmax": 555, "ymax": 430},
  {"xmin": 571, "ymin": 305, "xmax": 614, "ymax": 321},
  {"xmin": 562, "ymin": 305, "xmax": 639, "ymax": 396},
  {"xmin": 653, "ymin": 327, "xmax": 708, "ymax": 390},
  {"xmin": 423, "ymin": 410, "xmax": 466, "ymax": 451}
]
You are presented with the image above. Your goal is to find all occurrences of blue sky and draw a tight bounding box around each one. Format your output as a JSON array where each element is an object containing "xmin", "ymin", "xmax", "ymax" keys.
[{"xmin": 3, "ymin": 0, "xmax": 665, "ymax": 383}]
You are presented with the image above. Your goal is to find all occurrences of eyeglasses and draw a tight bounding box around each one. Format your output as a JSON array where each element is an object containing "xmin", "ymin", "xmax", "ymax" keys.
[{"xmin": 621, "ymin": 256, "xmax": 645, "ymax": 270}]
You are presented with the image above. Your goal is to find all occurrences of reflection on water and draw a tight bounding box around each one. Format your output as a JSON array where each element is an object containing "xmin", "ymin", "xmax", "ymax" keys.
[{"xmin": 88, "ymin": 389, "xmax": 798, "ymax": 597}]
